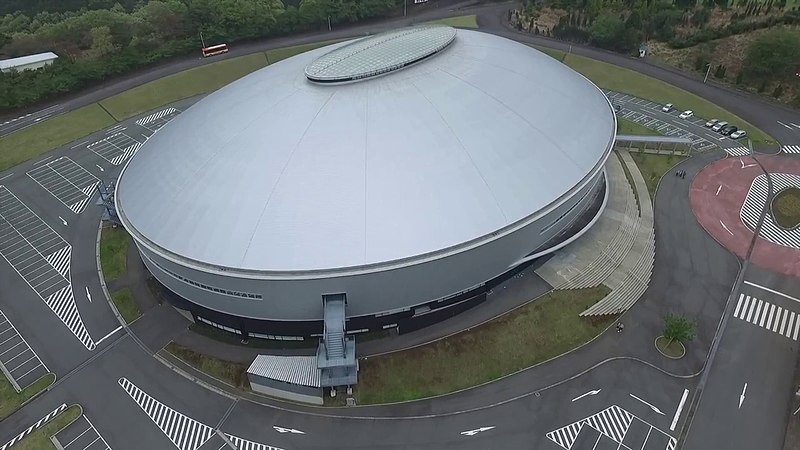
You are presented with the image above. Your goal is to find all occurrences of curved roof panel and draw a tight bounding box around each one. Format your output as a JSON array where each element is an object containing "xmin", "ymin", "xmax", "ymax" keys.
[{"xmin": 116, "ymin": 29, "xmax": 615, "ymax": 272}]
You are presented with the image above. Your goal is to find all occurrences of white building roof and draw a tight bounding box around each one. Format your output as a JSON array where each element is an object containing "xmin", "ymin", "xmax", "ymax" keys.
[
  {"xmin": 0, "ymin": 52, "xmax": 58, "ymax": 70},
  {"xmin": 247, "ymin": 355, "xmax": 320, "ymax": 387},
  {"xmin": 116, "ymin": 27, "xmax": 615, "ymax": 273}
]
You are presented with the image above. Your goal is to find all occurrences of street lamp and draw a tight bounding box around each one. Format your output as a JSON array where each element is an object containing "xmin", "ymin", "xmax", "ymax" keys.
[
  {"xmin": 199, "ymin": 31, "xmax": 206, "ymax": 48},
  {"xmin": 404, "ymin": 0, "xmax": 407, "ymax": 17},
  {"xmin": 703, "ymin": 63, "xmax": 712, "ymax": 83}
]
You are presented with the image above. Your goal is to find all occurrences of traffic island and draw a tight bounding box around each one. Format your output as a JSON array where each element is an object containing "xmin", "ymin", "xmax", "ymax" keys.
[
  {"xmin": 655, "ymin": 336, "xmax": 686, "ymax": 359},
  {"xmin": 772, "ymin": 187, "xmax": 800, "ymax": 229}
]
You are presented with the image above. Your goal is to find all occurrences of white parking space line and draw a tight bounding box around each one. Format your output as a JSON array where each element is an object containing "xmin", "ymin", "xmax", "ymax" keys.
[
  {"xmin": 0, "ymin": 310, "xmax": 49, "ymax": 391},
  {"xmin": 0, "ymin": 186, "xmax": 95, "ymax": 350},
  {"xmin": 87, "ymin": 133, "xmax": 142, "ymax": 166},
  {"xmin": 55, "ymin": 415, "xmax": 112, "ymax": 450},
  {"xmin": 27, "ymin": 157, "xmax": 100, "ymax": 214}
]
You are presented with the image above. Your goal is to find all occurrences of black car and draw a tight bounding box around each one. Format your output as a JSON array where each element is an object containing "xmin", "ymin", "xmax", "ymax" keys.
[{"xmin": 721, "ymin": 125, "xmax": 738, "ymax": 136}]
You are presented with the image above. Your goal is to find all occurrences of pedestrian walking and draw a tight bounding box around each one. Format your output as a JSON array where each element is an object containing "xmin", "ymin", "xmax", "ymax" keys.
[{"xmin": 616, "ymin": 322, "xmax": 624, "ymax": 333}]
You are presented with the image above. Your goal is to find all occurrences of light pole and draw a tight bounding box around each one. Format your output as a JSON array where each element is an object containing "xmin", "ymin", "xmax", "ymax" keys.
[
  {"xmin": 327, "ymin": 16, "xmax": 331, "ymax": 31},
  {"xmin": 404, "ymin": 0, "xmax": 407, "ymax": 17},
  {"xmin": 199, "ymin": 31, "xmax": 206, "ymax": 48},
  {"xmin": 703, "ymin": 63, "xmax": 712, "ymax": 83}
]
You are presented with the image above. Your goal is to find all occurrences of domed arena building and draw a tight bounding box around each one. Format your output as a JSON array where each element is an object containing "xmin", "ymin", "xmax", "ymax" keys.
[{"xmin": 115, "ymin": 25, "xmax": 616, "ymax": 340}]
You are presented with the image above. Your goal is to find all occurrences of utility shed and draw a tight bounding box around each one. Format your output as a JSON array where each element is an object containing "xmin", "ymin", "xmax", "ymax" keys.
[
  {"xmin": 0, "ymin": 52, "xmax": 58, "ymax": 72},
  {"xmin": 247, "ymin": 355, "xmax": 323, "ymax": 405}
]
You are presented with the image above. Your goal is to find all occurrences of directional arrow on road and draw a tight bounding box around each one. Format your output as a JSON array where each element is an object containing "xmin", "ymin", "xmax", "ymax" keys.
[
  {"xmin": 95, "ymin": 164, "xmax": 104, "ymax": 172},
  {"xmin": 460, "ymin": 426, "xmax": 495, "ymax": 436},
  {"xmin": 630, "ymin": 393, "xmax": 665, "ymax": 415},
  {"xmin": 572, "ymin": 389, "xmax": 602, "ymax": 402},
  {"xmin": 739, "ymin": 383, "xmax": 747, "ymax": 409},
  {"xmin": 273, "ymin": 426, "xmax": 305, "ymax": 434},
  {"xmin": 85, "ymin": 287, "xmax": 92, "ymax": 303},
  {"xmin": 58, "ymin": 216, "xmax": 68, "ymax": 226}
]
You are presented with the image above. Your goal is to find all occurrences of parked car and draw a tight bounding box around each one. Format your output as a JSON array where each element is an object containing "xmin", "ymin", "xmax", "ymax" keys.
[
  {"xmin": 679, "ymin": 110, "xmax": 694, "ymax": 119},
  {"xmin": 721, "ymin": 125, "xmax": 738, "ymax": 136},
  {"xmin": 731, "ymin": 130, "xmax": 747, "ymax": 139},
  {"xmin": 661, "ymin": 103, "xmax": 673, "ymax": 112},
  {"xmin": 712, "ymin": 121, "xmax": 729, "ymax": 132},
  {"xmin": 705, "ymin": 119, "xmax": 719, "ymax": 127}
]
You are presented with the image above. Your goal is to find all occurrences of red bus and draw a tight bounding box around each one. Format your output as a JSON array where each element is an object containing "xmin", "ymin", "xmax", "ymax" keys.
[{"xmin": 202, "ymin": 44, "xmax": 228, "ymax": 57}]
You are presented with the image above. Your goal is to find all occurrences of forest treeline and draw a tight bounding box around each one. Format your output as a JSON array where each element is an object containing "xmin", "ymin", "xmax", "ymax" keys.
[{"xmin": 0, "ymin": 0, "xmax": 399, "ymax": 112}]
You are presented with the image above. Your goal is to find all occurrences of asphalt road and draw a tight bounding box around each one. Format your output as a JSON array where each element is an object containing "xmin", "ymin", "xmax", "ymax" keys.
[{"xmin": 0, "ymin": 5, "xmax": 798, "ymax": 450}]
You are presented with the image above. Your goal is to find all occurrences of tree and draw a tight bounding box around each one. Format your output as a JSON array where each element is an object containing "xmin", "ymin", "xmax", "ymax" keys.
[
  {"xmin": 589, "ymin": 13, "xmax": 627, "ymax": 51},
  {"xmin": 663, "ymin": 313, "xmax": 696, "ymax": 346},
  {"xmin": 743, "ymin": 29, "xmax": 800, "ymax": 81}
]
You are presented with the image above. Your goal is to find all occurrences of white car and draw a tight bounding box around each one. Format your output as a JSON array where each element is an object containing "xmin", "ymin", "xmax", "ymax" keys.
[
  {"xmin": 705, "ymin": 119, "xmax": 718, "ymax": 127},
  {"xmin": 730, "ymin": 130, "xmax": 747, "ymax": 139},
  {"xmin": 679, "ymin": 110, "xmax": 694, "ymax": 119},
  {"xmin": 661, "ymin": 103, "xmax": 673, "ymax": 112}
]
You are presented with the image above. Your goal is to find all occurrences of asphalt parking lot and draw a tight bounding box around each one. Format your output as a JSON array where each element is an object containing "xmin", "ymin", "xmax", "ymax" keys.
[
  {"xmin": 0, "ymin": 310, "xmax": 49, "ymax": 390},
  {"xmin": 86, "ymin": 132, "xmax": 143, "ymax": 166},
  {"xmin": 53, "ymin": 415, "xmax": 111, "ymax": 450},
  {"xmin": 27, "ymin": 157, "xmax": 100, "ymax": 214}
]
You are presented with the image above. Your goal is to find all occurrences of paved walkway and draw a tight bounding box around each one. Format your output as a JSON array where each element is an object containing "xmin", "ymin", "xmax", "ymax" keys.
[{"xmin": 690, "ymin": 154, "xmax": 800, "ymax": 277}]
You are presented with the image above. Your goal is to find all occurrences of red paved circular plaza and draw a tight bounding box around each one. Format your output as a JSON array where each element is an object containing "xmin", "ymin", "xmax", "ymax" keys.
[{"xmin": 690, "ymin": 155, "xmax": 800, "ymax": 277}]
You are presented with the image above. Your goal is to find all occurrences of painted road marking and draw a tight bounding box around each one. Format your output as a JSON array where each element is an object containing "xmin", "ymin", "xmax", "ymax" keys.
[
  {"xmin": 546, "ymin": 405, "xmax": 676, "ymax": 450},
  {"xmin": 778, "ymin": 121, "xmax": 794, "ymax": 129},
  {"xmin": 0, "ymin": 186, "xmax": 94, "ymax": 350},
  {"xmin": 670, "ymin": 389, "xmax": 689, "ymax": 431},
  {"xmin": 629, "ymin": 393, "xmax": 665, "ymax": 415},
  {"xmin": 0, "ymin": 310, "xmax": 49, "ymax": 391},
  {"xmin": 55, "ymin": 414, "xmax": 112, "ymax": 450},
  {"xmin": 734, "ymin": 293, "xmax": 800, "ymax": 341},
  {"xmin": 740, "ymin": 173, "xmax": 800, "ymax": 249},
  {"xmin": 0, "ymin": 403, "xmax": 67, "ymax": 450},
  {"xmin": 137, "ymin": 107, "xmax": 180, "ymax": 133},
  {"xmin": 782, "ymin": 146, "xmax": 800, "ymax": 154},
  {"xmin": 724, "ymin": 146, "xmax": 750, "ymax": 157},
  {"xmin": 27, "ymin": 157, "xmax": 99, "ymax": 214},
  {"xmin": 87, "ymin": 133, "xmax": 142, "ymax": 166},
  {"xmin": 119, "ymin": 378, "xmax": 283, "ymax": 450},
  {"xmin": 572, "ymin": 389, "xmax": 602, "ymax": 402},
  {"xmin": 744, "ymin": 281, "xmax": 800, "ymax": 304},
  {"xmin": 739, "ymin": 383, "xmax": 747, "ymax": 409}
]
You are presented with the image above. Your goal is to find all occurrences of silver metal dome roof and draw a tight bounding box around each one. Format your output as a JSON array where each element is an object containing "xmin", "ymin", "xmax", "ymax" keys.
[{"xmin": 116, "ymin": 29, "xmax": 615, "ymax": 272}]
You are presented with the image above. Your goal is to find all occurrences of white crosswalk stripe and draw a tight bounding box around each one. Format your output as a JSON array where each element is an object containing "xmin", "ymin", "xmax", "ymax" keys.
[
  {"xmin": 724, "ymin": 146, "xmax": 750, "ymax": 156},
  {"xmin": 733, "ymin": 293, "xmax": 800, "ymax": 340},
  {"xmin": 225, "ymin": 435, "xmax": 283, "ymax": 450},
  {"xmin": 119, "ymin": 378, "xmax": 284, "ymax": 450},
  {"xmin": 740, "ymin": 173, "xmax": 800, "ymax": 249},
  {"xmin": 44, "ymin": 246, "xmax": 71, "ymax": 278},
  {"xmin": 136, "ymin": 107, "xmax": 177, "ymax": 126},
  {"xmin": 46, "ymin": 286, "xmax": 94, "ymax": 349},
  {"xmin": 0, "ymin": 403, "xmax": 67, "ymax": 450},
  {"xmin": 110, "ymin": 142, "xmax": 142, "ymax": 165},
  {"xmin": 782, "ymin": 145, "xmax": 800, "ymax": 154},
  {"xmin": 119, "ymin": 377, "xmax": 214, "ymax": 450},
  {"xmin": 546, "ymin": 405, "xmax": 633, "ymax": 449}
]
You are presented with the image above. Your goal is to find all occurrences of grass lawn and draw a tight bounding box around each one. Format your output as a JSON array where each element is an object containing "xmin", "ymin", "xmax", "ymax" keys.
[
  {"xmin": 0, "ymin": 104, "xmax": 115, "ymax": 172},
  {"xmin": 618, "ymin": 118, "xmax": 663, "ymax": 136},
  {"xmin": 630, "ymin": 153, "xmax": 686, "ymax": 201},
  {"xmin": 529, "ymin": 44, "xmax": 566, "ymax": 62},
  {"xmin": 111, "ymin": 288, "xmax": 141, "ymax": 324},
  {"xmin": 772, "ymin": 187, "xmax": 800, "ymax": 229},
  {"xmin": 265, "ymin": 39, "xmax": 345, "ymax": 63},
  {"xmin": 99, "ymin": 53, "xmax": 269, "ymax": 121},
  {"xmin": 424, "ymin": 15, "xmax": 479, "ymax": 28},
  {"xmin": 355, "ymin": 285, "xmax": 613, "ymax": 404},
  {"xmin": 100, "ymin": 225, "xmax": 129, "ymax": 282},
  {"xmin": 13, "ymin": 404, "xmax": 81, "ymax": 450},
  {"xmin": 164, "ymin": 342, "xmax": 250, "ymax": 388},
  {"xmin": 0, "ymin": 373, "xmax": 56, "ymax": 420},
  {"xmin": 562, "ymin": 53, "xmax": 773, "ymax": 144}
]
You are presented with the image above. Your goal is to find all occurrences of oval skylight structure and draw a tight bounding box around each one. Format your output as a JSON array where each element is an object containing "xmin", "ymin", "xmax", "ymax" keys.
[{"xmin": 304, "ymin": 25, "xmax": 457, "ymax": 83}]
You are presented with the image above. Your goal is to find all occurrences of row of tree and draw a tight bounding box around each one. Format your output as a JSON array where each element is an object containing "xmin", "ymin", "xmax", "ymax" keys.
[{"xmin": 0, "ymin": 0, "xmax": 400, "ymax": 112}]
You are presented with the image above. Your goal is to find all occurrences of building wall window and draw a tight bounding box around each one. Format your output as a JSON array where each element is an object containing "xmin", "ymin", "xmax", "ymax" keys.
[
  {"xmin": 148, "ymin": 256, "xmax": 263, "ymax": 300},
  {"xmin": 197, "ymin": 316, "xmax": 242, "ymax": 335}
]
